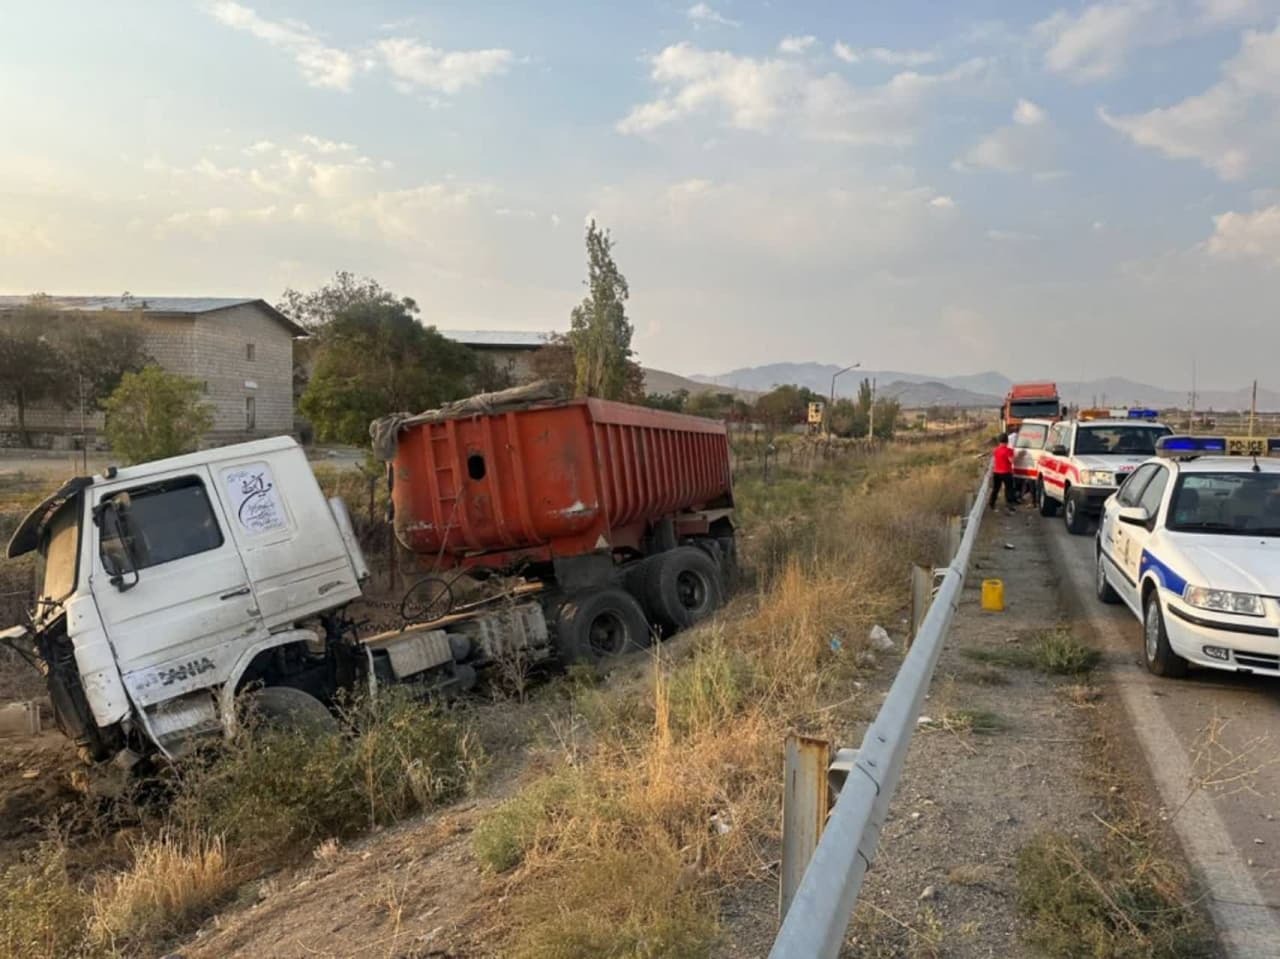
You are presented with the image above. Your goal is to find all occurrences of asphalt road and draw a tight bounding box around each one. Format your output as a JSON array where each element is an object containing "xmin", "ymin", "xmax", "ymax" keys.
[{"xmin": 1044, "ymin": 519, "xmax": 1280, "ymax": 959}]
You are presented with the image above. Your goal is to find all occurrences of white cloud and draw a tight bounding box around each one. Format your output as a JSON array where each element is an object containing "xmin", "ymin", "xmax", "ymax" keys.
[
  {"xmin": 956, "ymin": 100, "xmax": 1056, "ymax": 174},
  {"xmin": 1034, "ymin": 0, "xmax": 1276, "ymax": 82},
  {"xmin": 1013, "ymin": 98, "xmax": 1047, "ymax": 126},
  {"xmin": 1207, "ymin": 204, "xmax": 1280, "ymax": 263},
  {"xmin": 617, "ymin": 42, "xmax": 986, "ymax": 144},
  {"xmin": 207, "ymin": 1, "xmax": 356, "ymax": 90},
  {"xmin": 832, "ymin": 42, "xmax": 937, "ymax": 66},
  {"xmin": 300, "ymin": 134, "xmax": 356, "ymax": 154},
  {"xmin": 930, "ymin": 195, "xmax": 956, "ymax": 208},
  {"xmin": 778, "ymin": 35, "xmax": 817, "ymax": 55},
  {"xmin": 377, "ymin": 38, "xmax": 513, "ymax": 95},
  {"xmin": 687, "ymin": 3, "xmax": 739, "ymax": 28},
  {"xmin": 1101, "ymin": 22, "xmax": 1280, "ymax": 179}
]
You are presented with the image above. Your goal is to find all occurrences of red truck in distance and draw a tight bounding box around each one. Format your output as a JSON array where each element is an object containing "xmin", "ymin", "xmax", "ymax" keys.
[{"xmin": 1002, "ymin": 382, "xmax": 1061, "ymax": 433}]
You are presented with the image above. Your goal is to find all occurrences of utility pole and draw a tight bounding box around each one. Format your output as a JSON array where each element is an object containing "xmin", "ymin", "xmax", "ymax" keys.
[
  {"xmin": 1250, "ymin": 379, "xmax": 1257, "ymax": 437},
  {"xmin": 1190, "ymin": 358, "xmax": 1198, "ymax": 431}
]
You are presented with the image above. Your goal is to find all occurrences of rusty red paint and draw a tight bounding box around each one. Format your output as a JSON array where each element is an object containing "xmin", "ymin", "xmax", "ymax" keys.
[{"xmin": 392, "ymin": 398, "xmax": 734, "ymax": 570}]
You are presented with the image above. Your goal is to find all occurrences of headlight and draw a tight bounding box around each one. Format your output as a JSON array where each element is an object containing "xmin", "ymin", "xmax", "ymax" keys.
[
  {"xmin": 1080, "ymin": 469, "xmax": 1115, "ymax": 486},
  {"xmin": 1182, "ymin": 585, "xmax": 1265, "ymax": 617}
]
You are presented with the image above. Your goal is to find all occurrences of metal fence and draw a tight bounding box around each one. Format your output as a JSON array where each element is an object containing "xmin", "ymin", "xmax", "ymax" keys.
[{"xmin": 769, "ymin": 473, "xmax": 991, "ymax": 959}]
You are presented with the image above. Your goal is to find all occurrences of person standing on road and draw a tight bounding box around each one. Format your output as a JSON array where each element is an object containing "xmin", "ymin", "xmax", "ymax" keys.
[{"xmin": 990, "ymin": 433, "xmax": 1016, "ymax": 511}]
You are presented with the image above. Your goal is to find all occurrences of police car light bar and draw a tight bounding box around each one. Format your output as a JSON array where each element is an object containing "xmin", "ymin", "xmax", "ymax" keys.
[
  {"xmin": 1127, "ymin": 408, "xmax": 1159, "ymax": 420},
  {"xmin": 1156, "ymin": 435, "xmax": 1280, "ymax": 458}
]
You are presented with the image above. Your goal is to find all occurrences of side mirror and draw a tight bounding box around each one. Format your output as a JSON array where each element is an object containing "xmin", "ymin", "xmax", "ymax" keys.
[
  {"xmin": 1051, "ymin": 445, "xmax": 1068, "ymax": 456},
  {"xmin": 97, "ymin": 499, "xmax": 140, "ymax": 592},
  {"xmin": 1117, "ymin": 505, "xmax": 1151, "ymax": 527}
]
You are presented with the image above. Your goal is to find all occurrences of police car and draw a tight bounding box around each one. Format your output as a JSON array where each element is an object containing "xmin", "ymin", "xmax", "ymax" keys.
[
  {"xmin": 1095, "ymin": 436, "xmax": 1280, "ymax": 679},
  {"xmin": 1038, "ymin": 415, "xmax": 1172, "ymax": 534}
]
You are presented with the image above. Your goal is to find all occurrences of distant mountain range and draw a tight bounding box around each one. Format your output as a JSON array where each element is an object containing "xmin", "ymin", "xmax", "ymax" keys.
[{"xmin": 687, "ymin": 363, "xmax": 1280, "ymax": 411}]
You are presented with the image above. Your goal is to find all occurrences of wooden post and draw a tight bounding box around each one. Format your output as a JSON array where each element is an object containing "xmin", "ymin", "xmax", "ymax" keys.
[
  {"xmin": 910, "ymin": 564, "xmax": 932, "ymax": 647},
  {"xmin": 780, "ymin": 734, "xmax": 830, "ymax": 920}
]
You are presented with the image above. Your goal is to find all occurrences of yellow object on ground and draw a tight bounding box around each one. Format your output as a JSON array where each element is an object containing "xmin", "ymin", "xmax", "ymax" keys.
[{"xmin": 981, "ymin": 579, "xmax": 1005, "ymax": 611}]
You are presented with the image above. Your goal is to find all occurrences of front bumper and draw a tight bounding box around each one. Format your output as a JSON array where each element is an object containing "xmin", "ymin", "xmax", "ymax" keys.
[
  {"xmin": 1072, "ymin": 486, "xmax": 1117, "ymax": 516},
  {"xmin": 1162, "ymin": 596, "xmax": 1280, "ymax": 676}
]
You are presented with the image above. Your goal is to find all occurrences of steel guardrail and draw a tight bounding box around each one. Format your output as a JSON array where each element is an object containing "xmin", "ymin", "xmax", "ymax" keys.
[{"xmin": 768, "ymin": 473, "xmax": 991, "ymax": 958}]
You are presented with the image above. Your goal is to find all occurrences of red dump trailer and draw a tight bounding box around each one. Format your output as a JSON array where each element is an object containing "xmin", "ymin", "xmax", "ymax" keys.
[{"xmin": 371, "ymin": 390, "xmax": 737, "ymax": 670}]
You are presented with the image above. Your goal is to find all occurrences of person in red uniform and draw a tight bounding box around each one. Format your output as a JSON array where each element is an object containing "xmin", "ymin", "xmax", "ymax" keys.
[{"xmin": 990, "ymin": 433, "xmax": 1016, "ymax": 510}]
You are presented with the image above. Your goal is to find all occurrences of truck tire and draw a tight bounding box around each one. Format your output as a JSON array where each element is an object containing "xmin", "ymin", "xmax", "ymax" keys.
[
  {"xmin": 1038, "ymin": 480, "xmax": 1058, "ymax": 516},
  {"xmin": 553, "ymin": 588, "xmax": 652, "ymax": 664},
  {"xmin": 644, "ymin": 546, "xmax": 724, "ymax": 633},
  {"xmin": 1064, "ymin": 489, "xmax": 1090, "ymax": 535},
  {"xmin": 245, "ymin": 686, "xmax": 338, "ymax": 736}
]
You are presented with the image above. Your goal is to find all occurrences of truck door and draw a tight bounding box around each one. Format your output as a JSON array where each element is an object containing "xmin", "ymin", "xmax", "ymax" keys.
[
  {"xmin": 89, "ymin": 467, "xmax": 266, "ymax": 711},
  {"xmin": 1041, "ymin": 423, "xmax": 1071, "ymax": 500}
]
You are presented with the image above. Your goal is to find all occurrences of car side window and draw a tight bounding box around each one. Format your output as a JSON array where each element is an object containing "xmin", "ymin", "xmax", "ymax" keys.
[
  {"xmin": 99, "ymin": 477, "xmax": 224, "ymax": 574},
  {"xmin": 1137, "ymin": 466, "xmax": 1170, "ymax": 518},
  {"xmin": 1117, "ymin": 464, "xmax": 1157, "ymax": 507},
  {"xmin": 1047, "ymin": 424, "xmax": 1066, "ymax": 451}
]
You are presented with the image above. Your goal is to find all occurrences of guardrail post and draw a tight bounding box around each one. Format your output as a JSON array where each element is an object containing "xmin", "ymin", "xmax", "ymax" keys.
[
  {"xmin": 909, "ymin": 564, "xmax": 932, "ymax": 647},
  {"xmin": 780, "ymin": 734, "xmax": 830, "ymax": 920},
  {"xmin": 945, "ymin": 516, "xmax": 962, "ymax": 564}
]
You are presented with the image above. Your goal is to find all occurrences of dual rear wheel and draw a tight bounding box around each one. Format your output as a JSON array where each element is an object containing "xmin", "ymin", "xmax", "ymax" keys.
[{"xmin": 552, "ymin": 543, "xmax": 729, "ymax": 666}]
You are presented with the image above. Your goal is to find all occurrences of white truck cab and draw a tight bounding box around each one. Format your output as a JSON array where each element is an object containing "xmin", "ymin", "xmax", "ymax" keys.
[{"xmin": 3, "ymin": 438, "xmax": 371, "ymax": 762}]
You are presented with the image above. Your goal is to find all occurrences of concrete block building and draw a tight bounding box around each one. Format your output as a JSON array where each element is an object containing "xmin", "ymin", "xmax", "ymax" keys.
[{"xmin": 0, "ymin": 296, "xmax": 305, "ymax": 448}]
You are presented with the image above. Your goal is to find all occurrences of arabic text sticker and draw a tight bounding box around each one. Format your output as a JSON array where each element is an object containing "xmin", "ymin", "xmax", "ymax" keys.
[{"xmin": 224, "ymin": 463, "xmax": 287, "ymax": 533}]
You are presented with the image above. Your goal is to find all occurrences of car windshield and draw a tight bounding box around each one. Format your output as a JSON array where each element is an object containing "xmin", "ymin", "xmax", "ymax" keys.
[
  {"xmin": 1075, "ymin": 425, "xmax": 1170, "ymax": 456},
  {"xmin": 1010, "ymin": 400, "xmax": 1059, "ymax": 419},
  {"xmin": 35, "ymin": 503, "xmax": 80, "ymax": 604},
  {"xmin": 1168, "ymin": 472, "xmax": 1280, "ymax": 535}
]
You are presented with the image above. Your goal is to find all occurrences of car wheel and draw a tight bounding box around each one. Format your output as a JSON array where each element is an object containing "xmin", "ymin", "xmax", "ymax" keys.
[
  {"xmin": 1038, "ymin": 481, "xmax": 1058, "ymax": 516},
  {"xmin": 1095, "ymin": 546, "xmax": 1120, "ymax": 604},
  {"xmin": 1143, "ymin": 591, "xmax": 1187, "ymax": 678},
  {"xmin": 1064, "ymin": 490, "xmax": 1090, "ymax": 534}
]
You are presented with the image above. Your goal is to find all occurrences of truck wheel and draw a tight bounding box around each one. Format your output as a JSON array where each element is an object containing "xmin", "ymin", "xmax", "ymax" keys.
[
  {"xmin": 244, "ymin": 686, "xmax": 338, "ymax": 736},
  {"xmin": 1038, "ymin": 481, "xmax": 1058, "ymax": 516},
  {"xmin": 1143, "ymin": 592, "xmax": 1187, "ymax": 678},
  {"xmin": 553, "ymin": 588, "xmax": 652, "ymax": 664},
  {"xmin": 644, "ymin": 546, "xmax": 724, "ymax": 633},
  {"xmin": 1064, "ymin": 490, "xmax": 1090, "ymax": 535}
]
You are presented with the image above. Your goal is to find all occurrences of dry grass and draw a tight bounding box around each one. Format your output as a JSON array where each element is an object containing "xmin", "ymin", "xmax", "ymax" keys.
[
  {"xmin": 476, "ymin": 437, "xmax": 985, "ymax": 955},
  {"xmin": 88, "ymin": 832, "xmax": 237, "ymax": 952}
]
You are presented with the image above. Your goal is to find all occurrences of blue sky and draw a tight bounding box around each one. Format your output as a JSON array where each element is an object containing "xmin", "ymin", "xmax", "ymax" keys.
[{"xmin": 2, "ymin": 1, "xmax": 1278, "ymax": 389}]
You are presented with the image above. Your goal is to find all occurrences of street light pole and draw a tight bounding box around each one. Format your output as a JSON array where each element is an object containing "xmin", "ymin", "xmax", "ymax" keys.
[{"xmin": 828, "ymin": 363, "xmax": 861, "ymax": 435}]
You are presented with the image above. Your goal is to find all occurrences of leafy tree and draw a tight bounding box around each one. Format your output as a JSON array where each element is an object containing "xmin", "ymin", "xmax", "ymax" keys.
[
  {"xmin": 0, "ymin": 296, "xmax": 150, "ymax": 446},
  {"xmin": 568, "ymin": 221, "xmax": 643, "ymax": 400},
  {"xmin": 872, "ymin": 397, "xmax": 901, "ymax": 439},
  {"xmin": 828, "ymin": 398, "xmax": 864, "ymax": 438},
  {"xmin": 278, "ymin": 271, "xmax": 415, "ymax": 333},
  {"xmin": 530, "ymin": 332, "xmax": 577, "ymax": 393},
  {"xmin": 686, "ymin": 391, "xmax": 736, "ymax": 420},
  {"xmin": 299, "ymin": 299, "xmax": 477, "ymax": 445},
  {"xmin": 754, "ymin": 385, "xmax": 821, "ymax": 431},
  {"xmin": 644, "ymin": 389, "xmax": 688, "ymax": 413},
  {"xmin": 0, "ymin": 301, "xmax": 70, "ymax": 445},
  {"xmin": 104, "ymin": 366, "xmax": 213, "ymax": 463}
]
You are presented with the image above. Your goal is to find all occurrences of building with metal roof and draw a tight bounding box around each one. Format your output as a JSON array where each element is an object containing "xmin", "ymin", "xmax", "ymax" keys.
[{"xmin": 0, "ymin": 295, "xmax": 301, "ymax": 449}]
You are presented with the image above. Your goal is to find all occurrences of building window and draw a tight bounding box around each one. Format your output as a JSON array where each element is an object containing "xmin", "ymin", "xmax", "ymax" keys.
[
  {"xmin": 245, "ymin": 396, "xmax": 256, "ymax": 431},
  {"xmin": 246, "ymin": 343, "xmax": 256, "ymax": 362}
]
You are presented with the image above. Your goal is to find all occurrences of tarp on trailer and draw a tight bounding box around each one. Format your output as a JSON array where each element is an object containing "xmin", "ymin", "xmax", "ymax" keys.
[{"xmin": 369, "ymin": 380, "xmax": 566, "ymax": 461}]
